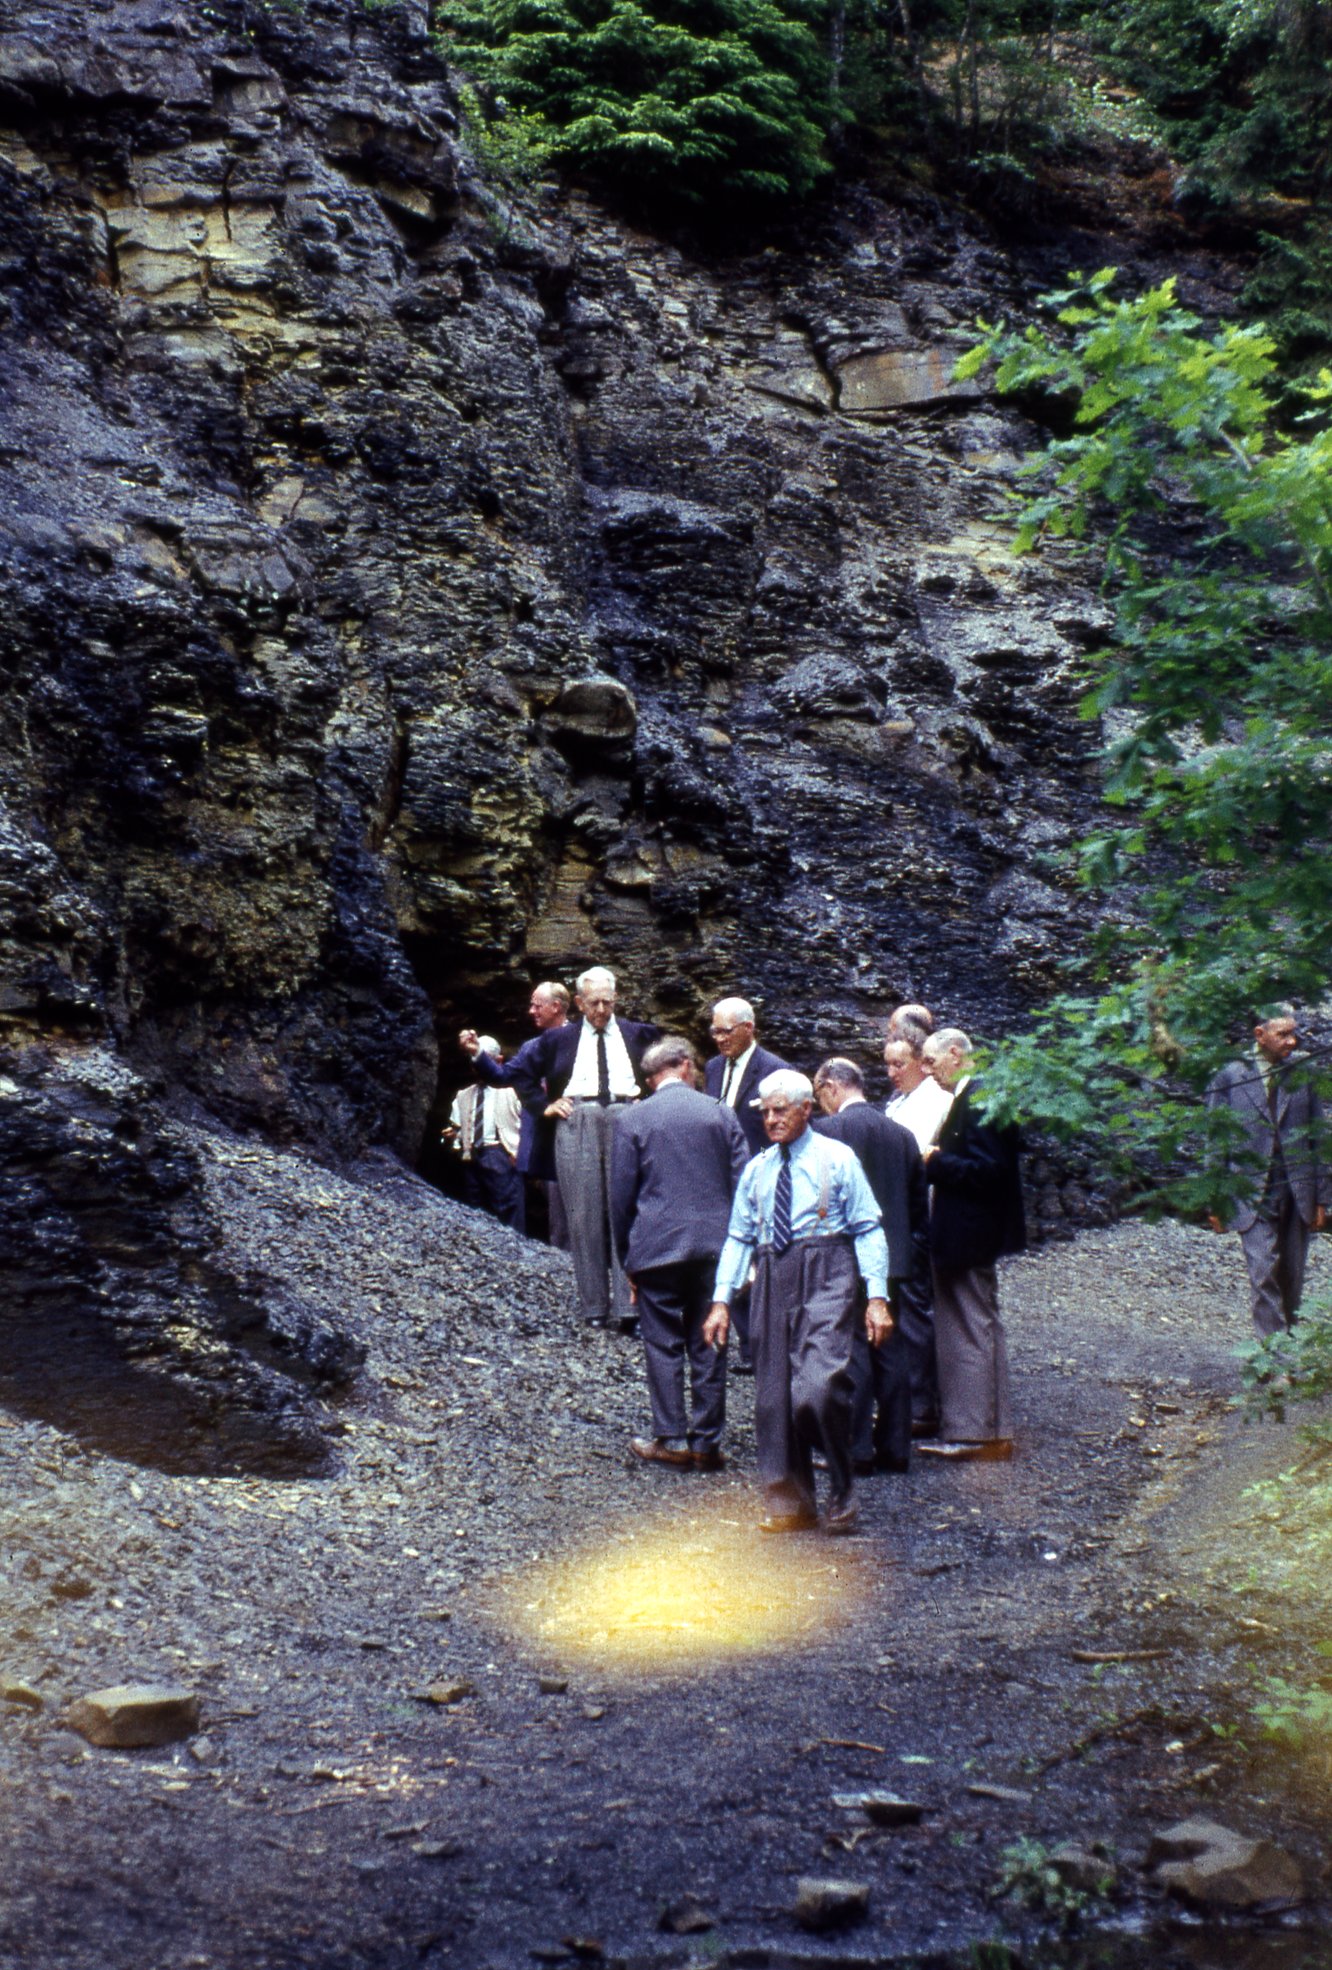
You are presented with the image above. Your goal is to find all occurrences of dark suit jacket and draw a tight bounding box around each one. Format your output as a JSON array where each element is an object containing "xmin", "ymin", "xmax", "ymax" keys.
[
  {"xmin": 704, "ymin": 1043, "xmax": 789, "ymax": 1157},
  {"xmin": 813, "ymin": 1100, "xmax": 927, "ymax": 1283},
  {"xmin": 475, "ymin": 1015, "xmax": 661, "ymax": 1180},
  {"xmin": 610, "ymin": 1080, "xmax": 749, "ymax": 1275},
  {"xmin": 927, "ymin": 1078, "xmax": 1026, "ymax": 1272},
  {"xmin": 1206, "ymin": 1053, "xmax": 1329, "ymax": 1231}
]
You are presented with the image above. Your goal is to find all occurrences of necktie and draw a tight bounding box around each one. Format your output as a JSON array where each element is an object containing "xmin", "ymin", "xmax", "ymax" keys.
[
  {"xmin": 596, "ymin": 1030, "xmax": 610, "ymax": 1107},
  {"xmin": 772, "ymin": 1144, "xmax": 793, "ymax": 1255},
  {"xmin": 474, "ymin": 1087, "xmax": 488, "ymax": 1149},
  {"xmin": 722, "ymin": 1059, "xmax": 734, "ymax": 1105}
]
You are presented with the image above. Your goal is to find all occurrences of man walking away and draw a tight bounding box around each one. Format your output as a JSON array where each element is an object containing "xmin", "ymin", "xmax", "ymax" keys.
[
  {"xmin": 704, "ymin": 1071, "xmax": 891, "ymax": 1535},
  {"xmin": 1207, "ymin": 1003, "xmax": 1329, "ymax": 1336},
  {"xmin": 813, "ymin": 1057, "xmax": 926, "ymax": 1474},
  {"xmin": 917, "ymin": 1029, "xmax": 1025, "ymax": 1463},
  {"xmin": 610, "ymin": 1038, "xmax": 748, "ymax": 1470}
]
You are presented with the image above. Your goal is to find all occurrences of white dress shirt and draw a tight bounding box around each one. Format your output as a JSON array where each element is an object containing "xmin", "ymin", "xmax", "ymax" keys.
[
  {"xmin": 718, "ymin": 1041, "xmax": 756, "ymax": 1108},
  {"xmin": 450, "ymin": 1083, "xmax": 522, "ymax": 1158},
  {"xmin": 885, "ymin": 1077, "xmax": 953, "ymax": 1156},
  {"xmin": 564, "ymin": 1016, "xmax": 640, "ymax": 1099}
]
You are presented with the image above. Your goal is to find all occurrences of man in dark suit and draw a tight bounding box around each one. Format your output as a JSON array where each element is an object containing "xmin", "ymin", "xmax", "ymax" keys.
[
  {"xmin": 917, "ymin": 1028, "xmax": 1025, "ymax": 1463},
  {"xmin": 1206, "ymin": 1003, "xmax": 1329, "ymax": 1335},
  {"xmin": 459, "ymin": 981, "xmax": 571, "ymax": 1245},
  {"xmin": 812, "ymin": 1057, "xmax": 927, "ymax": 1473},
  {"xmin": 611, "ymin": 1037, "xmax": 749, "ymax": 1469},
  {"xmin": 466, "ymin": 964, "xmax": 658, "ymax": 1329},
  {"xmin": 704, "ymin": 996, "xmax": 788, "ymax": 1372},
  {"xmin": 704, "ymin": 997, "xmax": 789, "ymax": 1157}
]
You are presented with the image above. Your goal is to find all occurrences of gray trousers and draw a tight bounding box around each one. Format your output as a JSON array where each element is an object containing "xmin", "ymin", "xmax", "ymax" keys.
[
  {"xmin": 554, "ymin": 1099, "xmax": 631, "ymax": 1326},
  {"xmin": 1240, "ymin": 1178, "xmax": 1311, "ymax": 1336},
  {"xmin": 546, "ymin": 1180, "xmax": 570, "ymax": 1252},
  {"xmin": 635, "ymin": 1259, "xmax": 727, "ymax": 1450},
  {"xmin": 751, "ymin": 1236, "xmax": 859, "ymax": 1517},
  {"xmin": 932, "ymin": 1262, "xmax": 1013, "ymax": 1443}
]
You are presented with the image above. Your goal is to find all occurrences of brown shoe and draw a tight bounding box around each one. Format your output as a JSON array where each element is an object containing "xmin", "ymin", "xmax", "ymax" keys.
[
  {"xmin": 691, "ymin": 1447, "xmax": 727, "ymax": 1472},
  {"xmin": 759, "ymin": 1510, "xmax": 819, "ymax": 1534},
  {"xmin": 631, "ymin": 1437, "xmax": 694, "ymax": 1469},
  {"xmin": 915, "ymin": 1438, "xmax": 1013, "ymax": 1462}
]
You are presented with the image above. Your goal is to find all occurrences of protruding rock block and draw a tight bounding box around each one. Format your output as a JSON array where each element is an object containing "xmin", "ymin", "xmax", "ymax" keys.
[
  {"xmin": 792, "ymin": 1877, "xmax": 870, "ymax": 1931},
  {"xmin": 545, "ymin": 676, "xmax": 638, "ymax": 747},
  {"xmin": 66, "ymin": 1684, "xmax": 201, "ymax": 1749},
  {"xmin": 838, "ymin": 347, "xmax": 981, "ymax": 413},
  {"xmin": 1146, "ymin": 1817, "xmax": 1303, "ymax": 1908}
]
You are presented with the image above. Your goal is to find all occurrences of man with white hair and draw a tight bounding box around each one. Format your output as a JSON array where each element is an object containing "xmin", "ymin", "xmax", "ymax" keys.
[
  {"xmin": 704, "ymin": 996, "xmax": 789, "ymax": 1158},
  {"xmin": 918, "ymin": 1028, "xmax": 1025, "ymax": 1462},
  {"xmin": 460, "ymin": 981, "xmax": 572, "ymax": 1246},
  {"xmin": 703, "ymin": 1069, "xmax": 892, "ymax": 1535},
  {"xmin": 469, "ymin": 966, "xmax": 659, "ymax": 1328},
  {"xmin": 444, "ymin": 1038, "xmax": 525, "ymax": 1233}
]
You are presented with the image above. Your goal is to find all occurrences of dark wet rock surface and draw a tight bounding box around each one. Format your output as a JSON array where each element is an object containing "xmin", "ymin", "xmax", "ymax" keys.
[{"xmin": 1, "ymin": 1131, "xmax": 1330, "ymax": 1968}]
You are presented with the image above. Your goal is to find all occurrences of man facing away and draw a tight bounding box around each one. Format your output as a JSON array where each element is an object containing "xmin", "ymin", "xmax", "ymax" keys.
[
  {"xmin": 610, "ymin": 1037, "xmax": 749, "ymax": 1470},
  {"xmin": 882, "ymin": 1024, "xmax": 951, "ymax": 1435},
  {"xmin": 703, "ymin": 1070, "xmax": 891, "ymax": 1535},
  {"xmin": 1206, "ymin": 1003, "xmax": 1329, "ymax": 1336},
  {"xmin": 917, "ymin": 1028, "xmax": 1025, "ymax": 1463},
  {"xmin": 445, "ymin": 1037, "xmax": 525, "ymax": 1233},
  {"xmin": 460, "ymin": 981, "xmax": 571, "ymax": 1247},
  {"xmin": 470, "ymin": 965, "xmax": 658, "ymax": 1330},
  {"xmin": 703, "ymin": 995, "xmax": 789, "ymax": 1375},
  {"xmin": 812, "ymin": 1056, "xmax": 927, "ymax": 1474}
]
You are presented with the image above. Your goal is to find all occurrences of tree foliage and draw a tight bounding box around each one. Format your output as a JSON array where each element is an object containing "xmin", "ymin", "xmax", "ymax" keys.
[
  {"xmin": 437, "ymin": 0, "xmax": 833, "ymax": 207},
  {"xmin": 958, "ymin": 273, "xmax": 1332, "ymax": 1209}
]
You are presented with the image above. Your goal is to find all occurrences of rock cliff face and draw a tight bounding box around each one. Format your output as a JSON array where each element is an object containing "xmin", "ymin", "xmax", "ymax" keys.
[{"xmin": 0, "ymin": 0, "xmax": 1150, "ymax": 1455}]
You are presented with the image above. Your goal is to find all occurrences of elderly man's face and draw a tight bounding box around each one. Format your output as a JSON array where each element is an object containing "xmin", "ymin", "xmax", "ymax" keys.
[
  {"xmin": 577, "ymin": 987, "xmax": 616, "ymax": 1031},
  {"xmin": 1255, "ymin": 1016, "xmax": 1298, "ymax": 1064},
  {"xmin": 710, "ymin": 1014, "xmax": 755, "ymax": 1061},
  {"xmin": 761, "ymin": 1096, "xmax": 811, "ymax": 1145},
  {"xmin": 883, "ymin": 1042, "xmax": 920, "ymax": 1094},
  {"xmin": 923, "ymin": 1042, "xmax": 967, "ymax": 1090},
  {"xmin": 529, "ymin": 990, "xmax": 564, "ymax": 1030}
]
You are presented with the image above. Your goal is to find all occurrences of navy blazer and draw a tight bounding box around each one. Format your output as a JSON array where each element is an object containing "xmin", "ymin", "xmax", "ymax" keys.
[
  {"xmin": 471, "ymin": 1029, "xmax": 564, "ymax": 1180},
  {"xmin": 927, "ymin": 1078, "xmax": 1026, "ymax": 1272},
  {"xmin": 813, "ymin": 1101, "xmax": 927, "ymax": 1282},
  {"xmin": 476, "ymin": 1016, "xmax": 661, "ymax": 1180},
  {"xmin": 704, "ymin": 1043, "xmax": 789, "ymax": 1157},
  {"xmin": 610, "ymin": 1080, "xmax": 749, "ymax": 1275}
]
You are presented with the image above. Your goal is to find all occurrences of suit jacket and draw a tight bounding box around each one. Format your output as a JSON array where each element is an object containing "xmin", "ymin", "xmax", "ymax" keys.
[
  {"xmin": 927, "ymin": 1078, "xmax": 1026, "ymax": 1272},
  {"xmin": 704, "ymin": 1043, "xmax": 789, "ymax": 1158},
  {"xmin": 610, "ymin": 1079, "xmax": 749, "ymax": 1275},
  {"xmin": 475, "ymin": 1015, "xmax": 661, "ymax": 1179},
  {"xmin": 1206, "ymin": 1053, "xmax": 1328, "ymax": 1231},
  {"xmin": 813, "ymin": 1101, "xmax": 927, "ymax": 1282}
]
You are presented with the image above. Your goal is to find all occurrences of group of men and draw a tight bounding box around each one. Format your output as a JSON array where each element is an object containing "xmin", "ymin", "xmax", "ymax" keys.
[{"xmin": 455, "ymin": 970, "xmax": 1024, "ymax": 1536}]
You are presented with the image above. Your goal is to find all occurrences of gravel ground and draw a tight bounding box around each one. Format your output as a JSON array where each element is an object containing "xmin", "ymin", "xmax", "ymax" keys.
[{"xmin": 1, "ymin": 1124, "xmax": 1330, "ymax": 1970}]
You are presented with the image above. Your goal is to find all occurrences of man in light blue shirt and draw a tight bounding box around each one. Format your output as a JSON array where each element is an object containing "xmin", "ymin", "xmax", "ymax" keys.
[{"xmin": 704, "ymin": 1070, "xmax": 891, "ymax": 1535}]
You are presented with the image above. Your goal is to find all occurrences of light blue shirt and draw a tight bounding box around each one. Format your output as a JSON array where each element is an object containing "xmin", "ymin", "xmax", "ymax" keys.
[{"xmin": 712, "ymin": 1125, "xmax": 889, "ymax": 1303}]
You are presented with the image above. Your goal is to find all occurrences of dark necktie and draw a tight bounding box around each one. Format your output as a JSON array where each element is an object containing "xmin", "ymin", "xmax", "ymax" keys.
[
  {"xmin": 772, "ymin": 1144, "xmax": 793, "ymax": 1255},
  {"xmin": 596, "ymin": 1030, "xmax": 611, "ymax": 1107},
  {"xmin": 722, "ymin": 1059, "xmax": 734, "ymax": 1104},
  {"xmin": 1268, "ymin": 1070, "xmax": 1280, "ymax": 1123},
  {"xmin": 475, "ymin": 1087, "xmax": 488, "ymax": 1148}
]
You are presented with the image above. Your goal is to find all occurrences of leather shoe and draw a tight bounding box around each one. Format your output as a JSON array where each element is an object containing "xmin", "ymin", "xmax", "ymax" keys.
[
  {"xmin": 630, "ymin": 1437, "xmax": 694, "ymax": 1469},
  {"xmin": 691, "ymin": 1447, "xmax": 727, "ymax": 1472},
  {"xmin": 910, "ymin": 1415, "xmax": 941, "ymax": 1439},
  {"xmin": 731, "ymin": 1356, "xmax": 755, "ymax": 1377},
  {"xmin": 915, "ymin": 1438, "xmax": 1014, "ymax": 1462},
  {"xmin": 824, "ymin": 1498, "xmax": 859, "ymax": 1535},
  {"xmin": 759, "ymin": 1510, "xmax": 818, "ymax": 1534},
  {"xmin": 852, "ymin": 1456, "xmax": 877, "ymax": 1477},
  {"xmin": 876, "ymin": 1455, "xmax": 910, "ymax": 1474}
]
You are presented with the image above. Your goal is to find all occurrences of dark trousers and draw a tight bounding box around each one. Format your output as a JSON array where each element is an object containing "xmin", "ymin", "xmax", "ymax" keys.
[
  {"xmin": 1239, "ymin": 1176, "xmax": 1312, "ymax": 1336},
  {"xmin": 634, "ymin": 1259, "xmax": 727, "ymax": 1451},
  {"xmin": 895, "ymin": 1252, "xmax": 940, "ymax": 1423},
  {"xmin": 464, "ymin": 1147, "xmax": 525, "ymax": 1234},
  {"xmin": 848, "ymin": 1280, "xmax": 911, "ymax": 1469},
  {"xmin": 751, "ymin": 1236, "xmax": 859, "ymax": 1518}
]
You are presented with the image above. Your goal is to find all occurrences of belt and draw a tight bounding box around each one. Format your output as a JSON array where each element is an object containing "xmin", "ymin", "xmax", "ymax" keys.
[
  {"xmin": 756, "ymin": 1231, "xmax": 851, "ymax": 1252},
  {"xmin": 568, "ymin": 1094, "xmax": 638, "ymax": 1105}
]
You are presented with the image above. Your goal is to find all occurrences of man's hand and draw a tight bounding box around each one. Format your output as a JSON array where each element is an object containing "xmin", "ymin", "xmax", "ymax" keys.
[
  {"xmin": 627, "ymin": 1277, "xmax": 638, "ymax": 1307},
  {"xmin": 922, "ymin": 1144, "xmax": 938, "ymax": 1163},
  {"xmin": 1207, "ymin": 1213, "xmax": 1225, "ymax": 1233},
  {"xmin": 1316, "ymin": 1206, "xmax": 1329, "ymax": 1233},
  {"xmin": 458, "ymin": 1029, "xmax": 480, "ymax": 1056},
  {"xmin": 545, "ymin": 1096, "xmax": 574, "ymax": 1120},
  {"xmin": 702, "ymin": 1302, "xmax": 730, "ymax": 1351},
  {"xmin": 865, "ymin": 1297, "xmax": 893, "ymax": 1347}
]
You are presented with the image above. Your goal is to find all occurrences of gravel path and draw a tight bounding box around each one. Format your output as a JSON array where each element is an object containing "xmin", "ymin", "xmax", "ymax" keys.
[{"xmin": 0, "ymin": 1127, "xmax": 1328, "ymax": 1969}]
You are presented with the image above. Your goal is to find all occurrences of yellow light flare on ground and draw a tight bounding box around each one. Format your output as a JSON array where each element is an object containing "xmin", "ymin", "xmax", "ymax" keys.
[{"xmin": 502, "ymin": 1495, "xmax": 871, "ymax": 1673}]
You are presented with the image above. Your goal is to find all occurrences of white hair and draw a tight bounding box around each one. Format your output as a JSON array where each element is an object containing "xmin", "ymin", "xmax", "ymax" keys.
[
  {"xmin": 712, "ymin": 995, "xmax": 755, "ymax": 1027},
  {"xmin": 926, "ymin": 1026, "xmax": 972, "ymax": 1058},
  {"xmin": 753, "ymin": 1068, "xmax": 813, "ymax": 1107},
  {"xmin": 475, "ymin": 1034, "xmax": 502, "ymax": 1058},
  {"xmin": 576, "ymin": 965, "xmax": 617, "ymax": 995}
]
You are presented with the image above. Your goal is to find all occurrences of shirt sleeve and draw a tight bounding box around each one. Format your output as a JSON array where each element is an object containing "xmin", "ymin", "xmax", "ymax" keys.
[
  {"xmin": 839, "ymin": 1152, "xmax": 889, "ymax": 1299},
  {"xmin": 713, "ymin": 1158, "xmax": 763, "ymax": 1304}
]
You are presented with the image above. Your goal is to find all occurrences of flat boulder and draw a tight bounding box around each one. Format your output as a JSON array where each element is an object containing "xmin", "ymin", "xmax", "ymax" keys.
[
  {"xmin": 66, "ymin": 1684, "xmax": 200, "ymax": 1749},
  {"xmin": 1146, "ymin": 1817, "xmax": 1303, "ymax": 1908},
  {"xmin": 792, "ymin": 1876, "xmax": 870, "ymax": 1932}
]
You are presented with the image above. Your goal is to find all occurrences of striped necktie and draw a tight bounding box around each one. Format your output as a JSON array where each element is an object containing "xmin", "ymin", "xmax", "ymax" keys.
[{"xmin": 772, "ymin": 1144, "xmax": 793, "ymax": 1255}]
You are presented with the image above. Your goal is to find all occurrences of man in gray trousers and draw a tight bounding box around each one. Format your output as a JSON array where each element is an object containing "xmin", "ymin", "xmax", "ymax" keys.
[
  {"xmin": 1207, "ymin": 1004, "xmax": 1329, "ymax": 1335},
  {"xmin": 610, "ymin": 1038, "xmax": 749, "ymax": 1469}
]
